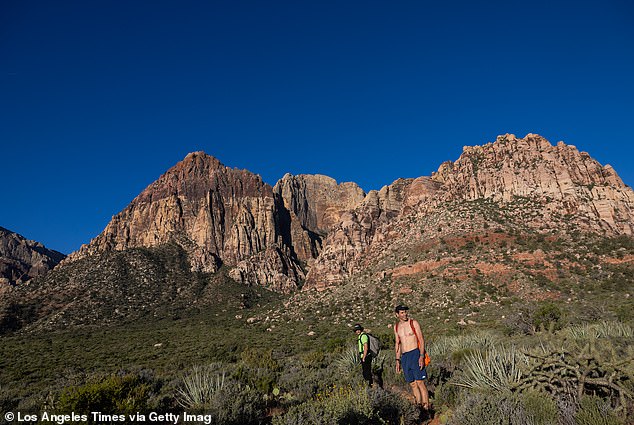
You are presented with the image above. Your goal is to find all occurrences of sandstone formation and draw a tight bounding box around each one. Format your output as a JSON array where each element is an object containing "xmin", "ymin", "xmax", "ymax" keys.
[
  {"xmin": 61, "ymin": 135, "xmax": 634, "ymax": 293},
  {"xmin": 65, "ymin": 152, "xmax": 303, "ymax": 292},
  {"xmin": 0, "ymin": 227, "xmax": 65, "ymax": 286},
  {"xmin": 304, "ymin": 134, "xmax": 634, "ymax": 290},
  {"xmin": 273, "ymin": 174, "xmax": 366, "ymax": 262},
  {"xmin": 432, "ymin": 134, "xmax": 634, "ymax": 234}
]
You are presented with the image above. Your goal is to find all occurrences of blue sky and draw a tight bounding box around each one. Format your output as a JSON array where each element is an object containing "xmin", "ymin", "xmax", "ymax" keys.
[{"xmin": 2, "ymin": 0, "xmax": 633, "ymax": 255}]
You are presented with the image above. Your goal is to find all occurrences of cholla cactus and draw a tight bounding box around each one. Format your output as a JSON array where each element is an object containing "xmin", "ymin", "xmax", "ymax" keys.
[{"xmin": 518, "ymin": 341, "xmax": 634, "ymax": 412}]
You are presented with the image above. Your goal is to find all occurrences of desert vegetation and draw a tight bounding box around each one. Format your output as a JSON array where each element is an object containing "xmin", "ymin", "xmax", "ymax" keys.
[
  {"xmin": 1, "ymin": 233, "xmax": 632, "ymax": 424},
  {"xmin": 1, "ymin": 304, "xmax": 632, "ymax": 424}
]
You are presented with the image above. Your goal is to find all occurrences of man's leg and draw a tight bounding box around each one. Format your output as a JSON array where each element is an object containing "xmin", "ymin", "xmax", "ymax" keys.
[
  {"xmin": 409, "ymin": 381, "xmax": 422, "ymax": 405},
  {"xmin": 416, "ymin": 380, "xmax": 429, "ymax": 408},
  {"xmin": 362, "ymin": 358, "xmax": 373, "ymax": 387}
]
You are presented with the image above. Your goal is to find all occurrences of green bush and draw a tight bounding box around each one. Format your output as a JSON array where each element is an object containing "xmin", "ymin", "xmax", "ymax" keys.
[
  {"xmin": 575, "ymin": 395, "xmax": 625, "ymax": 425},
  {"xmin": 203, "ymin": 384, "xmax": 265, "ymax": 425},
  {"xmin": 56, "ymin": 373, "xmax": 151, "ymax": 415},
  {"xmin": 532, "ymin": 303, "xmax": 563, "ymax": 331},
  {"xmin": 272, "ymin": 385, "xmax": 418, "ymax": 425},
  {"xmin": 520, "ymin": 390, "xmax": 559, "ymax": 425},
  {"xmin": 233, "ymin": 347, "xmax": 281, "ymax": 393},
  {"xmin": 451, "ymin": 390, "xmax": 558, "ymax": 425}
]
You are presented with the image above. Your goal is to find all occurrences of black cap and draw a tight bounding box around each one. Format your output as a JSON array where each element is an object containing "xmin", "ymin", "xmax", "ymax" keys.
[
  {"xmin": 352, "ymin": 323, "xmax": 364, "ymax": 332},
  {"xmin": 394, "ymin": 304, "xmax": 409, "ymax": 313}
]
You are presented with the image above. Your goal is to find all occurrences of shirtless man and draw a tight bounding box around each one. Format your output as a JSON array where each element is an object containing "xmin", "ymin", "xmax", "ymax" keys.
[{"xmin": 394, "ymin": 304, "xmax": 429, "ymax": 410}]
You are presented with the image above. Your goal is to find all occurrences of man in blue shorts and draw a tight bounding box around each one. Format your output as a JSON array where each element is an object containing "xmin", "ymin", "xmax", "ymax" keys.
[{"xmin": 394, "ymin": 304, "xmax": 429, "ymax": 411}]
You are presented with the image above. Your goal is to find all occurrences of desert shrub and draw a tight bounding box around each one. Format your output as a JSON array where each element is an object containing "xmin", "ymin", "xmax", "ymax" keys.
[
  {"xmin": 324, "ymin": 336, "xmax": 347, "ymax": 353},
  {"xmin": 433, "ymin": 381, "xmax": 460, "ymax": 410},
  {"xmin": 532, "ymin": 303, "xmax": 563, "ymax": 331},
  {"xmin": 272, "ymin": 383, "xmax": 373, "ymax": 425},
  {"xmin": 560, "ymin": 320, "xmax": 633, "ymax": 340},
  {"xmin": 234, "ymin": 347, "xmax": 281, "ymax": 393},
  {"xmin": 173, "ymin": 363, "xmax": 265, "ymax": 424},
  {"xmin": 520, "ymin": 390, "xmax": 559, "ymax": 425},
  {"xmin": 300, "ymin": 350, "xmax": 326, "ymax": 368},
  {"xmin": 451, "ymin": 390, "xmax": 558, "ymax": 425},
  {"xmin": 56, "ymin": 373, "xmax": 152, "ymax": 415},
  {"xmin": 450, "ymin": 390, "xmax": 523, "ymax": 425},
  {"xmin": 276, "ymin": 359, "xmax": 323, "ymax": 401},
  {"xmin": 575, "ymin": 395, "xmax": 625, "ymax": 425},
  {"xmin": 429, "ymin": 331, "xmax": 498, "ymax": 360},
  {"xmin": 614, "ymin": 302, "xmax": 634, "ymax": 322},
  {"xmin": 272, "ymin": 385, "xmax": 417, "ymax": 425},
  {"xmin": 204, "ymin": 384, "xmax": 265, "ymax": 425},
  {"xmin": 240, "ymin": 347, "xmax": 280, "ymax": 371},
  {"xmin": 367, "ymin": 388, "xmax": 420, "ymax": 425}
]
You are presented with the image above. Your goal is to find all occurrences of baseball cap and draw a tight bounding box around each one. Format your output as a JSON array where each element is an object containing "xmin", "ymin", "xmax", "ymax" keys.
[
  {"xmin": 352, "ymin": 323, "xmax": 364, "ymax": 332},
  {"xmin": 394, "ymin": 304, "xmax": 409, "ymax": 312}
]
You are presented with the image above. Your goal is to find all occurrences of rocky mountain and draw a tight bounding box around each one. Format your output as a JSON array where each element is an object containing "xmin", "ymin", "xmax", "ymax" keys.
[
  {"xmin": 64, "ymin": 152, "xmax": 365, "ymax": 293},
  {"xmin": 2, "ymin": 133, "xmax": 633, "ymax": 333},
  {"xmin": 304, "ymin": 134, "xmax": 634, "ymax": 290},
  {"xmin": 0, "ymin": 227, "xmax": 65, "ymax": 287}
]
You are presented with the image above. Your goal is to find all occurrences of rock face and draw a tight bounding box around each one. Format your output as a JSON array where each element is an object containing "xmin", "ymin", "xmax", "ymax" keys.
[
  {"xmin": 273, "ymin": 174, "xmax": 366, "ymax": 262},
  {"xmin": 62, "ymin": 135, "xmax": 634, "ymax": 293},
  {"xmin": 2, "ymin": 134, "xmax": 633, "ymax": 332},
  {"xmin": 0, "ymin": 227, "xmax": 65, "ymax": 286},
  {"xmin": 65, "ymin": 159, "xmax": 368, "ymax": 292},
  {"xmin": 304, "ymin": 134, "xmax": 634, "ymax": 289},
  {"xmin": 432, "ymin": 134, "xmax": 634, "ymax": 234},
  {"xmin": 65, "ymin": 152, "xmax": 303, "ymax": 292}
]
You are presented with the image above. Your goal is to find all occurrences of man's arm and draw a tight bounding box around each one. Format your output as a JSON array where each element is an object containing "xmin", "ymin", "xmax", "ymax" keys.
[
  {"xmin": 412, "ymin": 319, "xmax": 425, "ymax": 353},
  {"xmin": 394, "ymin": 324, "xmax": 401, "ymax": 372},
  {"xmin": 362, "ymin": 335, "xmax": 369, "ymax": 362},
  {"xmin": 412, "ymin": 319, "xmax": 425, "ymax": 369}
]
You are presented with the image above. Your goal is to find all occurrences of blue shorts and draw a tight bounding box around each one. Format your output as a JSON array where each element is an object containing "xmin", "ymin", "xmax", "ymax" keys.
[{"xmin": 401, "ymin": 348, "xmax": 427, "ymax": 383}]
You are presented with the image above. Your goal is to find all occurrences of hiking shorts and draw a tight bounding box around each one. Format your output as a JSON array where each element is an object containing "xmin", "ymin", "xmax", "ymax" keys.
[{"xmin": 401, "ymin": 348, "xmax": 427, "ymax": 383}]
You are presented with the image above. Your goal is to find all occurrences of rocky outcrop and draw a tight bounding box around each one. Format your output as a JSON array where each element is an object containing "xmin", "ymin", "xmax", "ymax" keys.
[
  {"xmin": 0, "ymin": 227, "xmax": 65, "ymax": 286},
  {"xmin": 62, "ymin": 135, "xmax": 634, "ymax": 293},
  {"xmin": 432, "ymin": 134, "xmax": 634, "ymax": 234},
  {"xmin": 304, "ymin": 177, "xmax": 441, "ymax": 289},
  {"xmin": 65, "ymin": 152, "xmax": 303, "ymax": 292},
  {"xmin": 304, "ymin": 134, "xmax": 634, "ymax": 290},
  {"xmin": 273, "ymin": 174, "xmax": 366, "ymax": 262}
]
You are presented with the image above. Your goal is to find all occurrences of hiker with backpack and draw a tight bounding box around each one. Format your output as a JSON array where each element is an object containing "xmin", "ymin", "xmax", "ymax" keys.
[
  {"xmin": 353, "ymin": 323, "xmax": 378, "ymax": 387},
  {"xmin": 394, "ymin": 304, "xmax": 430, "ymax": 412}
]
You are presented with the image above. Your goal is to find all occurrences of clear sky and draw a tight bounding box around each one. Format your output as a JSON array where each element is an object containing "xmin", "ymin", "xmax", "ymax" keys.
[{"xmin": 2, "ymin": 0, "xmax": 633, "ymax": 255}]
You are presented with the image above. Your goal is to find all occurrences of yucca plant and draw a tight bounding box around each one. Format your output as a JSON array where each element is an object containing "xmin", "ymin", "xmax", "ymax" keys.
[
  {"xmin": 334, "ymin": 345, "xmax": 360, "ymax": 370},
  {"xmin": 428, "ymin": 330, "xmax": 498, "ymax": 360},
  {"xmin": 561, "ymin": 321, "xmax": 633, "ymax": 340},
  {"xmin": 176, "ymin": 365, "xmax": 227, "ymax": 409},
  {"xmin": 453, "ymin": 346, "xmax": 527, "ymax": 392}
]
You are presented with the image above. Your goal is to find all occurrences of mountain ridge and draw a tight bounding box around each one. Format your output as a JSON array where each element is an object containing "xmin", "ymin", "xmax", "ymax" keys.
[{"xmin": 1, "ymin": 133, "xmax": 633, "ymax": 333}]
